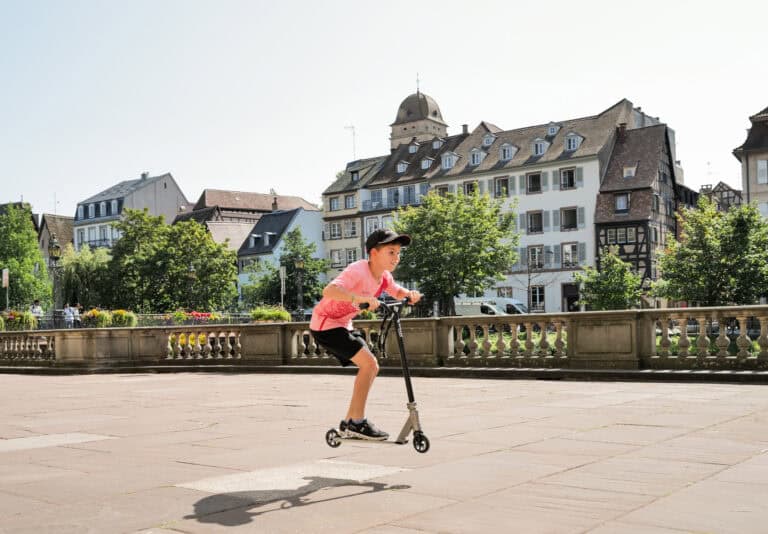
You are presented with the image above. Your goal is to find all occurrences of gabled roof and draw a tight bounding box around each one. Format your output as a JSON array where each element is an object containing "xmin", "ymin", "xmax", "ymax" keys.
[
  {"xmin": 173, "ymin": 205, "xmax": 222, "ymax": 224},
  {"xmin": 237, "ymin": 208, "xmax": 302, "ymax": 256},
  {"xmin": 194, "ymin": 189, "xmax": 319, "ymax": 212},
  {"xmin": 39, "ymin": 214, "xmax": 74, "ymax": 246},
  {"xmin": 733, "ymin": 105, "xmax": 768, "ymax": 159},
  {"xmin": 80, "ymin": 173, "xmax": 175, "ymax": 204},
  {"xmin": 599, "ymin": 124, "xmax": 669, "ymax": 192},
  {"xmin": 205, "ymin": 221, "xmax": 254, "ymax": 252},
  {"xmin": 323, "ymin": 156, "xmax": 387, "ymax": 195}
]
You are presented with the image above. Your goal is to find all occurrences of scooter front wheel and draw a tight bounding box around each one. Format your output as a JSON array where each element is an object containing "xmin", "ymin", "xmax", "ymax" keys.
[
  {"xmin": 325, "ymin": 428, "xmax": 342, "ymax": 448},
  {"xmin": 413, "ymin": 431, "xmax": 430, "ymax": 453}
]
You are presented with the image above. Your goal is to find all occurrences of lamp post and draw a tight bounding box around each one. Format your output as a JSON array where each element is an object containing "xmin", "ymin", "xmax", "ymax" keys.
[
  {"xmin": 48, "ymin": 233, "xmax": 62, "ymax": 327},
  {"xmin": 187, "ymin": 263, "xmax": 196, "ymax": 311},
  {"xmin": 294, "ymin": 258, "xmax": 304, "ymax": 318}
]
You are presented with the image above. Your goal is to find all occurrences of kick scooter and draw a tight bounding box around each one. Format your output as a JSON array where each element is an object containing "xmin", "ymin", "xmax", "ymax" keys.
[{"xmin": 324, "ymin": 297, "xmax": 430, "ymax": 453}]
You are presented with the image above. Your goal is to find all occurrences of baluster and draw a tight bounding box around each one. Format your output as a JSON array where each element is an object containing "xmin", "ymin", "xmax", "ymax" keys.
[
  {"xmin": 204, "ymin": 333, "xmax": 213, "ymax": 359},
  {"xmin": 234, "ymin": 331, "xmax": 242, "ymax": 359},
  {"xmin": 757, "ymin": 315, "xmax": 768, "ymax": 364},
  {"xmin": 509, "ymin": 323, "xmax": 521, "ymax": 359},
  {"xmin": 553, "ymin": 321, "xmax": 565, "ymax": 358},
  {"xmin": 658, "ymin": 317, "xmax": 671, "ymax": 358},
  {"xmin": 539, "ymin": 322, "xmax": 551, "ymax": 358},
  {"xmin": 677, "ymin": 315, "xmax": 691, "ymax": 358},
  {"xmin": 212, "ymin": 333, "xmax": 222, "ymax": 359},
  {"xmin": 224, "ymin": 331, "xmax": 233, "ymax": 359},
  {"xmin": 46, "ymin": 335, "xmax": 55, "ymax": 360},
  {"xmin": 481, "ymin": 324, "xmax": 491, "ymax": 359},
  {"xmin": 174, "ymin": 332, "xmax": 183, "ymax": 359},
  {"xmin": 695, "ymin": 315, "xmax": 710, "ymax": 358},
  {"xmin": 193, "ymin": 331, "xmax": 203, "ymax": 359},
  {"xmin": 735, "ymin": 315, "xmax": 752, "ymax": 360},
  {"xmin": 455, "ymin": 324, "xmax": 466, "ymax": 359},
  {"xmin": 495, "ymin": 324, "xmax": 506, "ymax": 359},
  {"xmin": 714, "ymin": 316, "xmax": 730, "ymax": 359},
  {"xmin": 184, "ymin": 331, "xmax": 194, "ymax": 359},
  {"xmin": 523, "ymin": 322, "xmax": 534, "ymax": 357}
]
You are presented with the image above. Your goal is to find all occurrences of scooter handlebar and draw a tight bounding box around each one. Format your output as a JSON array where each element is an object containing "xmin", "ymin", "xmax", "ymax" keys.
[{"xmin": 357, "ymin": 297, "xmax": 411, "ymax": 311}]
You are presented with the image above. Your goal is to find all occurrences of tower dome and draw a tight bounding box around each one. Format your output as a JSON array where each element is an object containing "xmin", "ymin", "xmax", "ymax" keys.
[{"xmin": 389, "ymin": 91, "xmax": 449, "ymax": 149}]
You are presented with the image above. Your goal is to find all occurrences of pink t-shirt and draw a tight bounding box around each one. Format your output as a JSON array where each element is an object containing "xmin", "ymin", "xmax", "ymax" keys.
[{"xmin": 310, "ymin": 260, "xmax": 404, "ymax": 331}]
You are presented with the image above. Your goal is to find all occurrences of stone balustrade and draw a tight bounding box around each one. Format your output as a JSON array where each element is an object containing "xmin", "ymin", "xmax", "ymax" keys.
[{"xmin": 2, "ymin": 305, "xmax": 768, "ymax": 372}]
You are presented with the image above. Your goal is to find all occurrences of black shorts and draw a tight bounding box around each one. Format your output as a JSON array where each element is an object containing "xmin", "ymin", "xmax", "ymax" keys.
[{"xmin": 310, "ymin": 328, "xmax": 368, "ymax": 367}]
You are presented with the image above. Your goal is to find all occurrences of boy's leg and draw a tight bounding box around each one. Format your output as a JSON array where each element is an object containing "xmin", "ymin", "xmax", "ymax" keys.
[{"xmin": 345, "ymin": 346, "xmax": 379, "ymax": 421}]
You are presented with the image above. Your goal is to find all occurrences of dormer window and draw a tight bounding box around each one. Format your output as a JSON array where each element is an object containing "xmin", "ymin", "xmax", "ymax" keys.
[
  {"xmin": 432, "ymin": 138, "xmax": 444, "ymax": 150},
  {"xmin": 77, "ymin": 205, "xmax": 84, "ymax": 220},
  {"xmin": 565, "ymin": 133, "xmax": 582, "ymax": 151},
  {"xmin": 421, "ymin": 158, "xmax": 433, "ymax": 170},
  {"xmin": 623, "ymin": 165, "xmax": 637, "ymax": 179},
  {"xmin": 264, "ymin": 231, "xmax": 276, "ymax": 247},
  {"xmin": 396, "ymin": 161, "xmax": 409, "ymax": 174},
  {"xmin": 470, "ymin": 149, "xmax": 485, "ymax": 166},
  {"xmin": 111, "ymin": 199, "xmax": 118, "ymax": 214},
  {"xmin": 441, "ymin": 153, "xmax": 456, "ymax": 170},
  {"xmin": 88, "ymin": 204, "xmax": 95, "ymax": 218},
  {"xmin": 408, "ymin": 143, "xmax": 419, "ymax": 154},
  {"xmin": 533, "ymin": 139, "xmax": 549, "ymax": 156},
  {"xmin": 99, "ymin": 202, "xmax": 106, "ymax": 217},
  {"xmin": 351, "ymin": 170, "xmax": 360, "ymax": 182},
  {"xmin": 250, "ymin": 234, "xmax": 261, "ymax": 248},
  {"xmin": 547, "ymin": 122, "xmax": 561, "ymax": 136},
  {"xmin": 482, "ymin": 134, "xmax": 496, "ymax": 147},
  {"xmin": 500, "ymin": 143, "xmax": 517, "ymax": 161}
]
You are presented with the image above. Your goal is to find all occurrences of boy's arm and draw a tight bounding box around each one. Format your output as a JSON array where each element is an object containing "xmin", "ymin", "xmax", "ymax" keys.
[{"xmin": 322, "ymin": 282, "xmax": 380, "ymax": 309}]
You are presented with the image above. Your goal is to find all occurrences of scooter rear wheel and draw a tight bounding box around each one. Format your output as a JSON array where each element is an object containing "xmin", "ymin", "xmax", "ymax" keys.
[
  {"xmin": 325, "ymin": 428, "xmax": 342, "ymax": 448},
  {"xmin": 413, "ymin": 431, "xmax": 430, "ymax": 453}
]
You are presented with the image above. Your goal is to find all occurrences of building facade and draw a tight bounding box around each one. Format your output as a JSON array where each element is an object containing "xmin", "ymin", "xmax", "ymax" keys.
[{"xmin": 734, "ymin": 105, "xmax": 768, "ymax": 216}]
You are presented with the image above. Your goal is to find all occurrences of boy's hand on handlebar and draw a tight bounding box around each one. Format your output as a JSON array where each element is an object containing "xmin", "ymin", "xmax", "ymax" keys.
[
  {"xmin": 357, "ymin": 296, "xmax": 380, "ymax": 310},
  {"xmin": 407, "ymin": 290, "xmax": 422, "ymax": 304}
]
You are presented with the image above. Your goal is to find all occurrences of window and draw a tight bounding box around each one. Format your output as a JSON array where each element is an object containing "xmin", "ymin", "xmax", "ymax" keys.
[
  {"xmin": 533, "ymin": 142, "xmax": 546, "ymax": 156},
  {"xmin": 560, "ymin": 168, "xmax": 575, "ymax": 189},
  {"xmin": 530, "ymin": 286, "xmax": 545, "ymax": 311},
  {"xmin": 442, "ymin": 153, "xmax": 455, "ymax": 169},
  {"xmin": 329, "ymin": 222, "xmax": 341, "ymax": 239},
  {"xmin": 344, "ymin": 195, "xmax": 355, "ymax": 209},
  {"xmin": 496, "ymin": 287, "xmax": 514, "ymax": 298},
  {"xmin": 346, "ymin": 249, "xmax": 358, "ymax": 264},
  {"xmin": 561, "ymin": 208, "xmax": 577, "ymax": 230},
  {"xmin": 343, "ymin": 220, "xmax": 358, "ymax": 237},
  {"xmin": 77, "ymin": 205, "xmax": 84, "ymax": 220},
  {"xmin": 88, "ymin": 204, "xmax": 95, "ymax": 218},
  {"xmin": 403, "ymin": 185, "xmax": 416, "ymax": 205},
  {"xmin": 112, "ymin": 226, "xmax": 119, "ymax": 239},
  {"xmin": 565, "ymin": 135, "xmax": 581, "ymax": 151},
  {"xmin": 494, "ymin": 177, "xmax": 509, "ymax": 198},
  {"xmin": 330, "ymin": 249, "xmax": 343, "ymax": 266},
  {"xmin": 652, "ymin": 227, "xmax": 659, "ymax": 243},
  {"xmin": 408, "ymin": 143, "xmax": 419, "ymax": 154},
  {"xmin": 381, "ymin": 215, "xmax": 394, "ymax": 229},
  {"xmin": 77, "ymin": 229, "xmax": 85, "ymax": 246},
  {"xmin": 561, "ymin": 243, "xmax": 578, "ymax": 268},
  {"xmin": 99, "ymin": 226, "xmax": 108, "ymax": 241},
  {"xmin": 759, "ymin": 160, "xmax": 768, "ymax": 185},
  {"xmin": 627, "ymin": 227, "xmax": 636, "ymax": 243},
  {"xmin": 607, "ymin": 228, "xmax": 616, "ymax": 244},
  {"xmin": 500, "ymin": 145, "xmax": 514, "ymax": 161},
  {"xmin": 329, "ymin": 197, "xmax": 340, "ymax": 211},
  {"xmin": 419, "ymin": 182, "xmax": 430, "ymax": 199},
  {"xmin": 366, "ymin": 217, "xmax": 380, "ymax": 235},
  {"xmin": 617, "ymin": 228, "xmax": 627, "ymax": 244},
  {"xmin": 421, "ymin": 158, "xmax": 432, "ymax": 170},
  {"xmin": 615, "ymin": 193, "xmax": 629, "ymax": 213},
  {"xmin": 370, "ymin": 189, "xmax": 382, "ymax": 208},
  {"xmin": 436, "ymin": 185, "xmax": 449, "ymax": 197},
  {"xmin": 470, "ymin": 150, "xmax": 483, "ymax": 166},
  {"xmin": 463, "ymin": 181, "xmax": 477, "ymax": 195},
  {"xmin": 387, "ymin": 187, "xmax": 399, "ymax": 207},
  {"xmin": 527, "ymin": 211, "xmax": 543, "ymax": 233},
  {"xmin": 527, "ymin": 173, "xmax": 542, "ymax": 193},
  {"xmin": 351, "ymin": 170, "xmax": 360, "ymax": 182},
  {"xmin": 482, "ymin": 134, "xmax": 495, "ymax": 147},
  {"xmin": 653, "ymin": 194, "xmax": 660, "ymax": 212},
  {"xmin": 432, "ymin": 139, "xmax": 443, "ymax": 150},
  {"xmin": 111, "ymin": 199, "xmax": 118, "ymax": 215},
  {"xmin": 528, "ymin": 245, "xmax": 544, "ymax": 268},
  {"xmin": 396, "ymin": 162, "xmax": 408, "ymax": 173},
  {"xmin": 99, "ymin": 202, "xmax": 106, "ymax": 217},
  {"xmin": 547, "ymin": 124, "xmax": 560, "ymax": 136},
  {"xmin": 760, "ymin": 202, "xmax": 768, "ymax": 217},
  {"xmin": 623, "ymin": 165, "xmax": 637, "ymax": 178},
  {"xmin": 88, "ymin": 227, "xmax": 96, "ymax": 241}
]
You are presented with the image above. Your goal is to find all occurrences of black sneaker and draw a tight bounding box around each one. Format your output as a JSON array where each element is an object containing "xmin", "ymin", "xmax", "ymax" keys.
[
  {"xmin": 346, "ymin": 419, "xmax": 389, "ymax": 441},
  {"xmin": 339, "ymin": 419, "xmax": 348, "ymax": 436}
]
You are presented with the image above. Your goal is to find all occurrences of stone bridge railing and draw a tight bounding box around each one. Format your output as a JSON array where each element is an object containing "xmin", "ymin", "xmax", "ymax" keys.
[{"xmin": 2, "ymin": 305, "xmax": 768, "ymax": 371}]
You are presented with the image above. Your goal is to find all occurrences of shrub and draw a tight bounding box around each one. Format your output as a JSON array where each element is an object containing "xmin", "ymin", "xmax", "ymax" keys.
[
  {"xmin": 0, "ymin": 315, "xmax": 4, "ymax": 331},
  {"xmin": 3, "ymin": 311, "xmax": 37, "ymax": 331},
  {"xmin": 355, "ymin": 309, "xmax": 376, "ymax": 321},
  {"xmin": 82, "ymin": 309, "xmax": 112, "ymax": 328},
  {"xmin": 250, "ymin": 306, "xmax": 291, "ymax": 322},
  {"xmin": 111, "ymin": 309, "xmax": 138, "ymax": 328}
]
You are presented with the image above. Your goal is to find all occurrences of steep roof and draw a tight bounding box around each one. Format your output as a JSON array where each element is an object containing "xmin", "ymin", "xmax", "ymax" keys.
[
  {"xmin": 80, "ymin": 173, "xmax": 175, "ymax": 204},
  {"xmin": 39, "ymin": 214, "xmax": 74, "ymax": 246},
  {"xmin": 391, "ymin": 92, "xmax": 447, "ymax": 126},
  {"xmin": 237, "ymin": 208, "xmax": 302, "ymax": 257},
  {"xmin": 194, "ymin": 189, "xmax": 318, "ymax": 212},
  {"xmin": 599, "ymin": 124, "xmax": 669, "ymax": 192},
  {"xmin": 733, "ymin": 105, "xmax": 768, "ymax": 158},
  {"xmin": 323, "ymin": 156, "xmax": 387, "ymax": 195},
  {"xmin": 205, "ymin": 221, "xmax": 254, "ymax": 252},
  {"xmin": 173, "ymin": 205, "xmax": 222, "ymax": 224}
]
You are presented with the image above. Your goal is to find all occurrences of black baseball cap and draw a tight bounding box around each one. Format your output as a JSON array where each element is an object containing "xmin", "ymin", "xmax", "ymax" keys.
[{"xmin": 365, "ymin": 229, "xmax": 411, "ymax": 252}]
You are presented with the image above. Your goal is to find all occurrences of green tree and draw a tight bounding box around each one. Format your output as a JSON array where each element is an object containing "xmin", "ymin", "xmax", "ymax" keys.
[
  {"xmin": 394, "ymin": 190, "xmax": 518, "ymax": 315},
  {"xmin": 107, "ymin": 209, "xmax": 237, "ymax": 312},
  {"xmin": 239, "ymin": 227, "xmax": 329, "ymax": 310},
  {"xmin": 0, "ymin": 204, "xmax": 51, "ymax": 309},
  {"xmin": 656, "ymin": 197, "xmax": 768, "ymax": 305},
  {"xmin": 574, "ymin": 246, "xmax": 643, "ymax": 310},
  {"xmin": 60, "ymin": 243, "xmax": 111, "ymax": 308}
]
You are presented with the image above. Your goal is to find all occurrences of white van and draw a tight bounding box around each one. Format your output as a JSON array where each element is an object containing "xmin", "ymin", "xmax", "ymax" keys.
[{"xmin": 454, "ymin": 297, "xmax": 528, "ymax": 316}]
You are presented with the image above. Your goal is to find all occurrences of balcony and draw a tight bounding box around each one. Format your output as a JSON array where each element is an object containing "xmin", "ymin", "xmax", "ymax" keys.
[
  {"xmin": 80, "ymin": 239, "xmax": 113, "ymax": 249},
  {"xmin": 361, "ymin": 197, "xmax": 422, "ymax": 212}
]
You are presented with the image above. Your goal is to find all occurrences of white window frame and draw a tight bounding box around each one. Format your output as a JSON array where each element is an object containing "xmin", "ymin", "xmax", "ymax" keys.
[
  {"xmin": 111, "ymin": 199, "xmax": 118, "ymax": 215},
  {"xmin": 565, "ymin": 135, "xmax": 581, "ymax": 151},
  {"xmin": 432, "ymin": 139, "xmax": 443, "ymax": 150},
  {"xmin": 615, "ymin": 193, "xmax": 630, "ymax": 212},
  {"xmin": 329, "ymin": 222, "xmax": 342, "ymax": 239},
  {"xmin": 421, "ymin": 158, "xmax": 432, "ymax": 170},
  {"xmin": 623, "ymin": 165, "xmax": 637, "ymax": 178},
  {"xmin": 494, "ymin": 177, "xmax": 509, "ymax": 198},
  {"xmin": 77, "ymin": 205, "xmax": 84, "ymax": 220},
  {"xmin": 527, "ymin": 211, "xmax": 543, "ymax": 234},
  {"xmin": 329, "ymin": 197, "xmax": 340, "ymax": 211},
  {"xmin": 330, "ymin": 249, "xmax": 343, "ymax": 267},
  {"xmin": 560, "ymin": 168, "xmax": 576, "ymax": 189},
  {"xmin": 408, "ymin": 143, "xmax": 418, "ymax": 154},
  {"xmin": 343, "ymin": 220, "xmax": 358, "ymax": 238},
  {"xmin": 533, "ymin": 141, "xmax": 547, "ymax": 156},
  {"xmin": 346, "ymin": 248, "xmax": 358, "ymax": 264},
  {"xmin": 99, "ymin": 202, "xmax": 106, "ymax": 217},
  {"xmin": 528, "ymin": 245, "xmax": 544, "ymax": 268},
  {"xmin": 547, "ymin": 125, "xmax": 559, "ymax": 136},
  {"xmin": 482, "ymin": 134, "xmax": 495, "ymax": 147},
  {"xmin": 530, "ymin": 285, "xmax": 545, "ymax": 311},
  {"xmin": 758, "ymin": 159, "xmax": 768, "ymax": 185},
  {"xmin": 463, "ymin": 181, "xmax": 477, "ymax": 195},
  {"xmin": 470, "ymin": 150, "xmax": 482, "ymax": 166},
  {"xmin": 627, "ymin": 227, "xmax": 636, "ymax": 243},
  {"xmin": 344, "ymin": 195, "xmax": 355, "ymax": 209},
  {"xmin": 500, "ymin": 144, "xmax": 515, "ymax": 161},
  {"xmin": 562, "ymin": 243, "xmax": 578, "ymax": 268},
  {"xmin": 365, "ymin": 217, "xmax": 380, "ymax": 235},
  {"xmin": 397, "ymin": 161, "xmax": 408, "ymax": 173},
  {"xmin": 607, "ymin": 228, "xmax": 616, "ymax": 244},
  {"xmin": 88, "ymin": 204, "xmax": 95, "ymax": 218},
  {"xmin": 442, "ymin": 153, "xmax": 455, "ymax": 170}
]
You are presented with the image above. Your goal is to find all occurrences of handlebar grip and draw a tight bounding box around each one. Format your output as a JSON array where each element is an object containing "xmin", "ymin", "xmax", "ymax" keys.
[{"xmin": 358, "ymin": 302, "xmax": 370, "ymax": 310}]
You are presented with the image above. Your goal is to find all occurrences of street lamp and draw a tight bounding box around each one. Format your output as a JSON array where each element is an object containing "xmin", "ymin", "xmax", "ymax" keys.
[
  {"xmin": 294, "ymin": 258, "xmax": 304, "ymax": 317},
  {"xmin": 48, "ymin": 233, "xmax": 62, "ymax": 315},
  {"xmin": 187, "ymin": 263, "xmax": 196, "ymax": 311}
]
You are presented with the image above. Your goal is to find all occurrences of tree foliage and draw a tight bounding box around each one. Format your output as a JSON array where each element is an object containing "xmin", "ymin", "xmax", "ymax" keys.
[
  {"xmin": 107, "ymin": 209, "xmax": 238, "ymax": 312},
  {"xmin": 393, "ymin": 190, "xmax": 518, "ymax": 315},
  {"xmin": 239, "ymin": 227, "xmax": 329, "ymax": 310},
  {"xmin": 656, "ymin": 198, "xmax": 768, "ymax": 306},
  {"xmin": 574, "ymin": 246, "xmax": 643, "ymax": 310},
  {"xmin": 60, "ymin": 243, "xmax": 111, "ymax": 308},
  {"xmin": 0, "ymin": 204, "xmax": 51, "ymax": 309}
]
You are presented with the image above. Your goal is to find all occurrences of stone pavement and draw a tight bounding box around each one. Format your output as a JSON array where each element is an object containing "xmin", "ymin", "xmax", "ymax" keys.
[{"xmin": 1, "ymin": 373, "xmax": 767, "ymax": 533}]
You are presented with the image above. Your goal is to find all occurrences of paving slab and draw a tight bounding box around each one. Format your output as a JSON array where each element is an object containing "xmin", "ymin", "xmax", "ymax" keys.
[{"xmin": 1, "ymin": 373, "xmax": 767, "ymax": 533}]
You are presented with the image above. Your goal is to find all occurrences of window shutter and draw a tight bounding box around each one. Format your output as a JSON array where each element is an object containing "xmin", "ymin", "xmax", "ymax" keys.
[
  {"xmin": 519, "ymin": 247, "xmax": 527, "ymax": 267},
  {"xmin": 552, "ymin": 209, "xmax": 561, "ymax": 229},
  {"xmin": 519, "ymin": 175, "xmax": 526, "ymax": 194},
  {"xmin": 575, "ymin": 167, "xmax": 584, "ymax": 188},
  {"xmin": 478, "ymin": 180, "xmax": 485, "ymax": 194},
  {"xmin": 544, "ymin": 245, "xmax": 553, "ymax": 266},
  {"xmin": 577, "ymin": 207, "xmax": 586, "ymax": 229},
  {"xmin": 578, "ymin": 242, "xmax": 587, "ymax": 264},
  {"xmin": 552, "ymin": 170, "xmax": 560, "ymax": 190},
  {"xmin": 323, "ymin": 223, "xmax": 329, "ymax": 240},
  {"xmin": 508, "ymin": 177, "xmax": 516, "ymax": 196},
  {"xmin": 543, "ymin": 211, "xmax": 551, "ymax": 232},
  {"xmin": 541, "ymin": 171, "xmax": 549, "ymax": 192},
  {"xmin": 553, "ymin": 244, "xmax": 561, "ymax": 267},
  {"xmin": 758, "ymin": 160, "xmax": 768, "ymax": 184},
  {"xmin": 519, "ymin": 213, "xmax": 527, "ymax": 232}
]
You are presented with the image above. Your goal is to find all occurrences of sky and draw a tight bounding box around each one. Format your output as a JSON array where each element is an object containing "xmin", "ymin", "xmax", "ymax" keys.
[{"xmin": 1, "ymin": 0, "xmax": 766, "ymax": 217}]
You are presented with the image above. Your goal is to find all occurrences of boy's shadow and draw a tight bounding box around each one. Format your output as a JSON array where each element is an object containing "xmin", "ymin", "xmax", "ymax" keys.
[{"xmin": 184, "ymin": 476, "xmax": 410, "ymax": 526}]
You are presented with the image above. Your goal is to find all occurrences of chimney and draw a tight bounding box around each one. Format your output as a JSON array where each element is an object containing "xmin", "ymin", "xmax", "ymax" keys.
[
  {"xmin": 272, "ymin": 196, "xmax": 278, "ymax": 211},
  {"xmin": 140, "ymin": 171, "xmax": 149, "ymax": 180},
  {"xmin": 617, "ymin": 123, "xmax": 627, "ymax": 142},
  {"xmin": 462, "ymin": 124, "xmax": 469, "ymax": 134}
]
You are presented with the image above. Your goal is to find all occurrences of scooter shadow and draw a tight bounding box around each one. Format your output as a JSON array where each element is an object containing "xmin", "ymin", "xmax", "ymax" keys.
[{"xmin": 183, "ymin": 476, "xmax": 411, "ymax": 526}]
